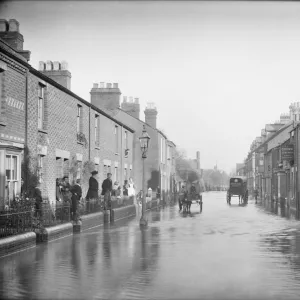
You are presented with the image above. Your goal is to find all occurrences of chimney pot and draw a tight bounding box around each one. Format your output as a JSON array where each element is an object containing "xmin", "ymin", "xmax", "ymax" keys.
[
  {"xmin": 113, "ymin": 83, "xmax": 118, "ymax": 88},
  {"xmin": 134, "ymin": 98, "xmax": 139, "ymax": 104},
  {"xmin": 46, "ymin": 60, "xmax": 53, "ymax": 71},
  {"xmin": 8, "ymin": 19, "xmax": 19, "ymax": 32},
  {"xmin": 61, "ymin": 61, "xmax": 68, "ymax": 70},
  {"xmin": 38, "ymin": 61, "xmax": 45, "ymax": 71},
  {"xmin": 129, "ymin": 96, "xmax": 133, "ymax": 103},
  {"xmin": 123, "ymin": 96, "xmax": 127, "ymax": 102},
  {"xmin": 53, "ymin": 61, "xmax": 61, "ymax": 71},
  {"xmin": 93, "ymin": 83, "xmax": 99, "ymax": 88},
  {"xmin": 0, "ymin": 19, "xmax": 8, "ymax": 32},
  {"xmin": 107, "ymin": 83, "xmax": 112, "ymax": 88},
  {"xmin": 100, "ymin": 82, "xmax": 105, "ymax": 88}
]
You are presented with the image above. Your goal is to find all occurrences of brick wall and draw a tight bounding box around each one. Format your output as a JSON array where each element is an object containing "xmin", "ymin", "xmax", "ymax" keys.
[
  {"xmin": 26, "ymin": 73, "xmax": 134, "ymax": 203},
  {"xmin": 90, "ymin": 111, "xmax": 133, "ymax": 189},
  {"xmin": 27, "ymin": 73, "xmax": 90, "ymax": 202},
  {"xmin": 111, "ymin": 109, "xmax": 160, "ymax": 193},
  {"xmin": 0, "ymin": 52, "xmax": 27, "ymax": 205},
  {"xmin": 0, "ymin": 55, "xmax": 26, "ymax": 143}
]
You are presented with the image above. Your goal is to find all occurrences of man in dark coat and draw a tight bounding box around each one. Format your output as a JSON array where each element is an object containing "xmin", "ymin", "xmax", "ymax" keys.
[
  {"xmin": 71, "ymin": 179, "xmax": 82, "ymax": 221},
  {"xmin": 33, "ymin": 185, "xmax": 43, "ymax": 218},
  {"xmin": 101, "ymin": 173, "xmax": 112, "ymax": 196},
  {"xmin": 86, "ymin": 171, "xmax": 99, "ymax": 200},
  {"xmin": 101, "ymin": 173, "xmax": 112, "ymax": 209}
]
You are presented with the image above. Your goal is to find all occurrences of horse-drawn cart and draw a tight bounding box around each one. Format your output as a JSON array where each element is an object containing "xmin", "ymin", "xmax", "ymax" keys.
[
  {"xmin": 227, "ymin": 176, "xmax": 248, "ymax": 204},
  {"xmin": 180, "ymin": 192, "xmax": 203, "ymax": 213}
]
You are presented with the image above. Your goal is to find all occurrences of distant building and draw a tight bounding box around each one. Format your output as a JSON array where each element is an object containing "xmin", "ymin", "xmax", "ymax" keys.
[{"xmin": 236, "ymin": 163, "xmax": 245, "ymax": 176}]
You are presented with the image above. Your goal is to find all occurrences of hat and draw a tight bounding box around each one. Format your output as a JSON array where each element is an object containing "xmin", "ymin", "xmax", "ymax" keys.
[{"xmin": 91, "ymin": 171, "xmax": 98, "ymax": 175}]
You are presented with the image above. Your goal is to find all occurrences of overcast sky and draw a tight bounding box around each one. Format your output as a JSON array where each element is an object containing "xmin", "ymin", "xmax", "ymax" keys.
[{"xmin": 1, "ymin": 1, "xmax": 300, "ymax": 173}]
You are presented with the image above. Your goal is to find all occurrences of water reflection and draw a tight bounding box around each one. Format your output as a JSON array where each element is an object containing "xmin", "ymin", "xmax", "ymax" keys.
[
  {"xmin": 102, "ymin": 230, "xmax": 111, "ymax": 269},
  {"xmin": 70, "ymin": 237, "xmax": 81, "ymax": 276},
  {"xmin": 5, "ymin": 194, "xmax": 300, "ymax": 299}
]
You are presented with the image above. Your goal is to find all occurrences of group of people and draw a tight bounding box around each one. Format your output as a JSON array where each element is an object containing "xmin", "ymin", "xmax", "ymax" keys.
[
  {"xmin": 55, "ymin": 171, "xmax": 137, "ymax": 220},
  {"xmin": 56, "ymin": 176, "xmax": 82, "ymax": 221}
]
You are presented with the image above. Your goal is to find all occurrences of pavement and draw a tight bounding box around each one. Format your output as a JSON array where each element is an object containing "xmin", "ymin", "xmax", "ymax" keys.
[{"xmin": 1, "ymin": 192, "xmax": 300, "ymax": 300}]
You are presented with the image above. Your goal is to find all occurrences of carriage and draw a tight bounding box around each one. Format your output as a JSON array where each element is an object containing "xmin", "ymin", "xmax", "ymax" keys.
[
  {"xmin": 227, "ymin": 176, "xmax": 248, "ymax": 204},
  {"xmin": 179, "ymin": 191, "xmax": 203, "ymax": 213}
]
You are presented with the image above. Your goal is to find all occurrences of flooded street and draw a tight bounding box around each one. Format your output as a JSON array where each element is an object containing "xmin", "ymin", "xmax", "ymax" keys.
[{"xmin": 2, "ymin": 192, "xmax": 300, "ymax": 299}]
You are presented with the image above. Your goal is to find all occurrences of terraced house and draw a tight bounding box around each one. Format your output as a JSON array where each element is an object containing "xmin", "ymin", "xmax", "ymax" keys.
[
  {"xmin": 90, "ymin": 85, "xmax": 177, "ymax": 200},
  {"xmin": 242, "ymin": 104, "xmax": 300, "ymax": 215},
  {"xmin": 0, "ymin": 19, "xmax": 135, "ymax": 208}
]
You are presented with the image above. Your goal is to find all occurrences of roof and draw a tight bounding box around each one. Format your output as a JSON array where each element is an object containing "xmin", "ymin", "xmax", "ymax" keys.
[
  {"xmin": 248, "ymin": 121, "xmax": 293, "ymax": 157},
  {"xmin": 0, "ymin": 39, "xmax": 135, "ymax": 133}
]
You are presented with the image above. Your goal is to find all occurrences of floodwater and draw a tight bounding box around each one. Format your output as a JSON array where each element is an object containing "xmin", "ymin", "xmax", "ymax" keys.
[{"xmin": 1, "ymin": 192, "xmax": 300, "ymax": 300}]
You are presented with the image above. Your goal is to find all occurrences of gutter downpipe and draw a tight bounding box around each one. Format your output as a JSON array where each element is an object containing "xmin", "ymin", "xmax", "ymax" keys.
[
  {"xmin": 296, "ymin": 124, "xmax": 299, "ymax": 217},
  {"xmin": 88, "ymin": 107, "xmax": 91, "ymax": 161},
  {"xmin": 121, "ymin": 126, "xmax": 123, "ymax": 194},
  {"xmin": 25, "ymin": 69, "xmax": 29, "ymax": 191}
]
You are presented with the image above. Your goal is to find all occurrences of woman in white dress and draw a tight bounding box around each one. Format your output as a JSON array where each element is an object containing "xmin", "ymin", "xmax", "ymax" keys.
[{"xmin": 127, "ymin": 177, "xmax": 136, "ymax": 197}]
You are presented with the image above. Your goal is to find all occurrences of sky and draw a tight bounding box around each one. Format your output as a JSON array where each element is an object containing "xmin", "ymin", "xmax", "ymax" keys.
[{"xmin": 1, "ymin": 0, "xmax": 300, "ymax": 173}]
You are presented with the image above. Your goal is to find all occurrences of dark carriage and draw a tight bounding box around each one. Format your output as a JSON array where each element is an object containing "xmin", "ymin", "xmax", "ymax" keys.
[{"xmin": 227, "ymin": 176, "xmax": 248, "ymax": 204}]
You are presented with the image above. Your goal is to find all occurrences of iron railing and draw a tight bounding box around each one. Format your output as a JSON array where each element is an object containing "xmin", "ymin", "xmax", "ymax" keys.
[
  {"xmin": 0, "ymin": 195, "xmax": 137, "ymax": 238},
  {"xmin": 0, "ymin": 202, "xmax": 71, "ymax": 238},
  {"xmin": 38, "ymin": 203, "xmax": 71, "ymax": 227},
  {"xmin": 0, "ymin": 209, "xmax": 36, "ymax": 238},
  {"xmin": 79, "ymin": 198, "xmax": 103, "ymax": 215},
  {"xmin": 110, "ymin": 196, "xmax": 134, "ymax": 209}
]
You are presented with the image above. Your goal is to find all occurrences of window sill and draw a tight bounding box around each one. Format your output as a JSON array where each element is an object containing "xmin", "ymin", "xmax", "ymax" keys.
[
  {"xmin": 115, "ymin": 153, "xmax": 119, "ymax": 156},
  {"xmin": 0, "ymin": 121, "xmax": 6, "ymax": 127},
  {"xmin": 77, "ymin": 141, "xmax": 84, "ymax": 146},
  {"xmin": 38, "ymin": 129, "xmax": 48, "ymax": 134},
  {"xmin": 95, "ymin": 146, "xmax": 100, "ymax": 150}
]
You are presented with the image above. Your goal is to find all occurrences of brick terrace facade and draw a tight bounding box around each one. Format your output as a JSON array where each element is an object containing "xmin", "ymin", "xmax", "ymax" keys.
[
  {"xmin": 90, "ymin": 86, "xmax": 177, "ymax": 200},
  {"xmin": 0, "ymin": 20, "xmax": 134, "ymax": 208}
]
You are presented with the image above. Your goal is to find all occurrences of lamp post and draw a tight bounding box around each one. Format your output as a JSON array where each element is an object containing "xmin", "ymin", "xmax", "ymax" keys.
[
  {"xmin": 139, "ymin": 125, "xmax": 150, "ymax": 227},
  {"xmin": 139, "ymin": 125, "xmax": 150, "ymax": 226}
]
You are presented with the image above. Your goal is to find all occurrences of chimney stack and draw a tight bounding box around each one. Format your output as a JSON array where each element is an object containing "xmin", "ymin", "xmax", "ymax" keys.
[
  {"xmin": 39, "ymin": 60, "xmax": 72, "ymax": 89},
  {"xmin": 90, "ymin": 81, "xmax": 121, "ymax": 110},
  {"xmin": 121, "ymin": 96, "xmax": 140, "ymax": 119},
  {"xmin": 0, "ymin": 19, "xmax": 31, "ymax": 61},
  {"xmin": 196, "ymin": 151, "xmax": 200, "ymax": 170},
  {"xmin": 144, "ymin": 102, "xmax": 158, "ymax": 128}
]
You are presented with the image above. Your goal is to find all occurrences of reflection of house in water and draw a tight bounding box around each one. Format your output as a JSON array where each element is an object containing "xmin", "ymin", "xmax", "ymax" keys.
[
  {"xmin": 151, "ymin": 209, "xmax": 162, "ymax": 223},
  {"xmin": 84, "ymin": 236, "xmax": 99, "ymax": 272},
  {"xmin": 289, "ymin": 231, "xmax": 300, "ymax": 272}
]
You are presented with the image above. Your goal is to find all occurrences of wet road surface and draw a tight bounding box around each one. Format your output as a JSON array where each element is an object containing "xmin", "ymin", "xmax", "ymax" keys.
[{"xmin": 2, "ymin": 192, "xmax": 300, "ymax": 299}]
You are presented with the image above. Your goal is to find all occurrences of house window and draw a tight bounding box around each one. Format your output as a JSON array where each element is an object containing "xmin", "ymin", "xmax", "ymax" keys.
[
  {"xmin": 5, "ymin": 155, "xmax": 19, "ymax": 201},
  {"xmin": 63, "ymin": 159, "xmax": 69, "ymax": 177},
  {"xmin": 56, "ymin": 157, "xmax": 63, "ymax": 179},
  {"xmin": 115, "ymin": 126, "xmax": 118, "ymax": 153},
  {"xmin": 38, "ymin": 84, "xmax": 45, "ymax": 129},
  {"xmin": 95, "ymin": 115, "xmax": 99, "ymax": 145},
  {"xmin": 115, "ymin": 167, "xmax": 118, "ymax": 182},
  {"xmin": 77, "ymin": 105, "xmax": 82, "ymax": 133},
  {"xmin": 161, "ymin": 138, "xmax": 163, "ymax": 163},
  {"xmin": 37, "ymin": 155, "xmax": 44, "ymax": 183},
  {"xmin": 77, "ymin": 161, "xmax": 82, "ymax": 180},
  {"xmin": 103, "ymin": 165, "xmax": 108, "ymax": 178}
]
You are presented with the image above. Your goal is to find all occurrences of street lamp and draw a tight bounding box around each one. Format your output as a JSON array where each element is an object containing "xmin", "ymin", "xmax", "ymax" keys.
[{"xmin": 139, "ymin": 125, "xmax": 150, "ymax": 227}]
